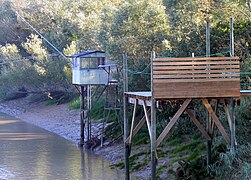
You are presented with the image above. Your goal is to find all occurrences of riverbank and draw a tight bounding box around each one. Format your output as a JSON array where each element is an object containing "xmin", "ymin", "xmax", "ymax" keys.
[
  {"xmin": 0, "ymin": 98, "xmax": 124, "ymax": 158},
  {"xmin": 0, "ymin": 98, "xmax": 176, "ymax": 179},
  {"xmin": 0, "ymin": 98, "xmax": 153, "ymax": 179}
]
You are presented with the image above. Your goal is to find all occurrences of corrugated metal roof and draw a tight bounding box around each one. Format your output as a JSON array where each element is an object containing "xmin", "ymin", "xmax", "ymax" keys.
[{"xmin": 72, "ymin": 50, "xmax": 105, "ymax": 58}]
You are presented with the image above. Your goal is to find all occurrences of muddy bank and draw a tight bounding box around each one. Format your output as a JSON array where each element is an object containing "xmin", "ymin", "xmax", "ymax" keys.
[
  {"xmin": 0, "ymin": 99, "xmax": 105, "ymax": 145},
  {"xmin": 0, "ymin": 98, "xmax": 174, "ymax": 180},
  {"xmin": 0, "ymin": 99, "xmax": 126, "ymax": 169}
]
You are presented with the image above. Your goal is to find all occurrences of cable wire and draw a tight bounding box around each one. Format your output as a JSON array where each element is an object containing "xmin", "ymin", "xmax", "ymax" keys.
[{"xmin": 16, "ymin": 12, "xmax": 72, "ymax": 65}]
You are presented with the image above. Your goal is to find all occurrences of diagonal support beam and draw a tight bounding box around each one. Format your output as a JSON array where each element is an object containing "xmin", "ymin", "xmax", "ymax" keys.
[
  {"xmin": 156, "ymin": 99, "xmax": 191, "ymax": 147},
  {"xmin": 186, "ymin": 109, "xmax": 211, "ymax": 141},
  {"xmin": 202, "ymin": 98, "xmax": 230, "ymax": 144},
  {"xmin": 143, "ymin": 100, "xmax": 152, "ymax": 141},
  {"xmin": 128, "ymin": 99, "xmax": 138, "ymax": 145},
  {"xmin": 125, "ymin": 109, "xmax": 150, "ymax": 143},
  {"xmin": 211, "ymin": 99, "xmax": 219, "ymax": 136}
]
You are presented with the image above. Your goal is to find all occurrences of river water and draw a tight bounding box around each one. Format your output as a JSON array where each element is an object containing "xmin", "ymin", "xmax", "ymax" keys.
[{"xmin": 0, "ymin": 112, "xmax": 124, "ymax": 180}]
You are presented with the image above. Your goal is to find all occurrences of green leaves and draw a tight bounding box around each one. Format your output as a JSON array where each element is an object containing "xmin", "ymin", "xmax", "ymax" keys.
[{"xmin": 109, "ymin": 0, "xmax": 169, "ymax": 57}]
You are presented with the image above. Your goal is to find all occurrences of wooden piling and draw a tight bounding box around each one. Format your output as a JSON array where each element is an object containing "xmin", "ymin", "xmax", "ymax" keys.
[
  {"xmin": 123, "ymin": 53, "xmax": 130, "ymax": 180},
  {"xmin": 206, "ymin": 21, "xmax": 212, "ymax": 166},
  {"xmin": 230, "ymin": 98, "xmax": 236, "ymax": 149},
  {"xmin": 151, "ymin": 51, "xmax": 157, "ymax": 180},
  {"xmin": 80, "ymin": 86, "xmax": 85, "ymax": 146},
  {"xmin": 87, "ymin": 84, "xmax": 92, "ymax": 143},
  {"xmin": 230, "ymin": 17, "xmax": 236, "ymax": 150}
]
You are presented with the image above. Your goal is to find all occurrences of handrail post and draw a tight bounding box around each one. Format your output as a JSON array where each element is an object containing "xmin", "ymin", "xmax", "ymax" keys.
[
  {"xmin": 151, "ymin": 51, "xmax": 157, "ymax": 180},
  {"xmin": 123, "ymin": 53, "xmax": 130, "ymax": 180},
  {"xmin": 230, "ymin": 17, "xmax": 236, "ymax": 150}
]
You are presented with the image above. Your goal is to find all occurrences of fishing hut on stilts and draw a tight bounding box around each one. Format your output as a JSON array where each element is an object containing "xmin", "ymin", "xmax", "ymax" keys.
[
  {"xmin": 123, "ymin": 18, "xmax": 242, "ymax": 180},
  {"xmin": 71, "ymin": 50, "xmax": 120, "ymax": 147}
]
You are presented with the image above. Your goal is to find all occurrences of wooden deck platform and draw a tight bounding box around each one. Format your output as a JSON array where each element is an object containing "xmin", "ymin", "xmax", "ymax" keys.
[
  {"xmin": 124, "ymin": 55, "xmax": 243, "ymax": 180},
  {"xmin": 240, "ymin": 90, "xmax": 251, "ymax": 96}
]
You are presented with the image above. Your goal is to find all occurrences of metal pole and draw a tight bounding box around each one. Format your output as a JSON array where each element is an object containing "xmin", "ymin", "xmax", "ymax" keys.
[
  {"xmin": 230, "ymin": 17, "xmax": 234, "ymax": 56},
  {"xmin": 151, "ymin": 51, "xmax": 157, "ymax": 180},
  {"xmin": 80, "ymin": 86, "xmax": 85, "ymax": 146},
  {"xmin": 123, "ymin": 53, "xmax": 130, "ymax": 180},
  {"xmin": 206, "ymin": 21, "xmax": 210, "ymax": 57}
]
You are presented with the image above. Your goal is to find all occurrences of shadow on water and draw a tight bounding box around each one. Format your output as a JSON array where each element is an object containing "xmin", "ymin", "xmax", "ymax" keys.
[{"xmin": 0, "ymin": 112, "xmax": 124, "ymax": 180}]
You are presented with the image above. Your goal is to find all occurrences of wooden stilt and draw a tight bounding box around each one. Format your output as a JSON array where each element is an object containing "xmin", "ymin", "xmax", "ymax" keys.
[
  {"xmin": 206, "ymin": 110, "xmax": 212, "ymax": 166},
  {"xmin": 123, "ymin": 53, "xmax": 130, "ymax": 180},
  {"xmin": 151, "ymin": 51, "xmax": 157, "ymax": 180},
  {"xmin": 80, "ymin": 86, "xmax": 85, "ymax": 146},
  {"xmin": 124, "ymin": 96, "xmax": 130, "ymax": 180},
  {"xmin": 230, "ymin": 97, "xmax": 236, "ymax": 149},
  {"xmin": 151, "ymin": 98, "xmax": 156, "ymax": 180},
  {"xmin": 230, "ymin": 18, "xmax": 237, "ymax": 149},
  {"xmin": 205, "ymin": 21, "xmax": 212, "ymax": 166},
  {"xmin": 87, "ymin": 84, "xmax": 91, "ymax": 143}
]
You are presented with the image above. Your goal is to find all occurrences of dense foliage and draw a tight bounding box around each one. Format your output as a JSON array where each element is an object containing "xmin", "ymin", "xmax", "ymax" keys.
[{"xmin": 0, "ymin": 0, "xmax": 250, "ymax": 95}]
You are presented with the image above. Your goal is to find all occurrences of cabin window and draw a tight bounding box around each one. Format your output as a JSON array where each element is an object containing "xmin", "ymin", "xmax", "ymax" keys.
[
  {"xmin": 81, "ymin": 58, "xmax": 88, "ymax": 68},
  {"xmin": 88, "ymin": 58, "xmax": 99, "ymax": 68},
  {"xmin": 79, "ymin": 57, "xmax": 105, "ymax": 69}
]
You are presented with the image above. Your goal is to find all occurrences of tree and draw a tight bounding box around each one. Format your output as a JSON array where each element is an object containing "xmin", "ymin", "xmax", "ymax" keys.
[
  {"xmin": 108, "ymin": 0, "xmax": 169, "ymax": 58},
  {"xmin": 100, "ymin": 0, "xmax": 169, "ymax": 90}
]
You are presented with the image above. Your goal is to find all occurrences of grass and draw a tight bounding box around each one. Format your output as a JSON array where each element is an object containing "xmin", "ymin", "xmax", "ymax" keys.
[
  {"xmin": 68, "ymin": 97, "xmax": 80, "ymax": 110},
  {"xmin": 109, "ymin": 97, "xmax": 251, "ymax": 179},
  {"xmin": 45, "ymin": 99, "xmax": 57, "ymax": 106},
  {"xmin": 185, "ymin": 144, "xmax": 206, "ymax": 161},
  {"xmin": 110, "ymin": 162, "xmax": 124, "ymax": 169},
  {"xmin": 157, "ymin": 165, "xmax": 168, "ymax": 175},
  {"xmin": 133, "ymin": 129, "xmax": 149, "ymax": 145},
  {"xmin": 130, "ymin": 150, "xmax": 150, "ymax": 172},
  {"xmin": 165, "ymin": 136, "xmax": 183, "ymax": 146},
  {"xmin": 170, "ymin": 139, "xmax": 201, "ymax": 154},
  {"xmin": 67, "ymin": 97, "xmax": 108, "ymax": 121},
  {"xmin": 111, "ymin": 150, "xmax": 150, "ymax": 172}
]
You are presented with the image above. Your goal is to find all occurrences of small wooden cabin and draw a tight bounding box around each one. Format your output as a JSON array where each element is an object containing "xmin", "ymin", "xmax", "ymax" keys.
[{"xmin": 71, "ymin": 50, "xmax": 109, "ymax": 85}]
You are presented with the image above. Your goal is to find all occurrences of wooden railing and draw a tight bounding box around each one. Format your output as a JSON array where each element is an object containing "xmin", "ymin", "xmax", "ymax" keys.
[{"xmin": 153, "ymin": 57, "xmax": 240, "ymax": 99}]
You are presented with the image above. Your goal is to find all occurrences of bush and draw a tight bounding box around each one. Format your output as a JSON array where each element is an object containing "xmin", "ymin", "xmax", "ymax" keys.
[{"xmin": 209, "ymin": 144, "xmax": 251, "ymax": 180}]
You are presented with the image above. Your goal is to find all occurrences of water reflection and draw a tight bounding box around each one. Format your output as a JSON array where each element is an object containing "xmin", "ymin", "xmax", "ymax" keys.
[
  {"xmin": 0, "ymin": 132, "xmax": 48, "ymax": 140},
  {"xmin": 0, "ymin": 112, "xmax": 124, "ymax": 180}
]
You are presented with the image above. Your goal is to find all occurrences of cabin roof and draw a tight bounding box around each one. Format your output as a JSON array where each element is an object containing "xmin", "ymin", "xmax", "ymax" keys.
[{"xmin": 72, "ymin": 50, "xmax": 105, "ymax": 58}]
